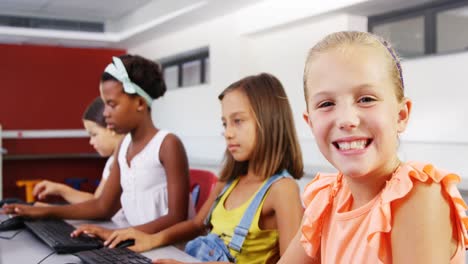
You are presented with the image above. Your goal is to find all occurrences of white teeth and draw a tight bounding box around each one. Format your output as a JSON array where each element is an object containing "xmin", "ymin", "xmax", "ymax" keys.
[{"xmin": 337, "ymin": 140, "xmax": 367, "ymax": 150}]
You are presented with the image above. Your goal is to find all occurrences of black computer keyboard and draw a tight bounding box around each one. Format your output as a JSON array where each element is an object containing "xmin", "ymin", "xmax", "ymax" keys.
[
  {"xmin": 24, "ymin": 219, "xmax": 103, "ymax": 253},
  {"xmin": 74, "ymin": 247, "xmax": 152, "ymax": 264}
]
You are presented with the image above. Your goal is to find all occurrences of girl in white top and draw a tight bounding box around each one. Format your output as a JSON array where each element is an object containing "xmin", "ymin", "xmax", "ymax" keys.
[
  {"xmin": 4, "ymin": 55, "xmax": 193, "ymax": 240},
  {"xmin": 118, "ymin": 130, "xmax": 194, "ymax": 225},
  {"xmin": 33, "ymin": 97, "xmax": 123, "ymax": 205}
]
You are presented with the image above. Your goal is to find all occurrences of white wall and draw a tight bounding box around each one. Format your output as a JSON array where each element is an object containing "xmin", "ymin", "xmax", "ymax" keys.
[
  {"xmin": 129, "ymin": 13, "xmax": 362, "ymax": 177},
  {"xmin": 129, "ymin": 4, "xmax": 468, "ymax": 191},
  {"xmin": 403, "ymin": 52, "xmax": 468, "ymax": 143},
  {"xmin": 131, "ymin": 13, "xmax": 243, "ymax": 169},
  {"xmin": 399, "ymin": 51, "xmax": 468, "ymax": 188}
]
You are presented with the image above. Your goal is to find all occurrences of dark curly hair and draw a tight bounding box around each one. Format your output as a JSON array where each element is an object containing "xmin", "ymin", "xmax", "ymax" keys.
[{"xmin": 101, "ymin": 54, "xmax": 166, "ymax": 100}]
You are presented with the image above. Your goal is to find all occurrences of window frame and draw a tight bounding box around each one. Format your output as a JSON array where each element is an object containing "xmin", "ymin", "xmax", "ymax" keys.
[
  {"xmin": 159, "ymin": 47, "xmax": 209, "ymax": 89},
  {"xmin": 368, "ymin": 0, "xmax": 468, "ymax": 57}
]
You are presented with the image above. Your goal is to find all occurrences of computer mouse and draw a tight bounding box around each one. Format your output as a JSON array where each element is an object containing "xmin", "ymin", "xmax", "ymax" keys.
[
  {"xmin": 115, "ymin": 239, "xmax": 135, "ymax": 248},
  {"xmin": 0, "ymin": 216, "xmax": 25, "ymax": 231},
  {"xmin": 0, "ymin": 197, "xmax": 26, "ymax": 207}
]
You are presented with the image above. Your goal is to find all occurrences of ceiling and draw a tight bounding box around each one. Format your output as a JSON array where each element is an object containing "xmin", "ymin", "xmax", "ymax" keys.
[
  {"xmin": 0, "ymin": 0, "xmax": 262, "ymax": 48},
  {"xmin": 345, "ymin": 0, "xmax": 437, "ymax": 16},
  {"xmin": 0, "ymin": 0, "xmax": 442, "ymax": 48},
  {"xmin": 0, "ymin": 0, "xmax": 152, "ymax": 22}
]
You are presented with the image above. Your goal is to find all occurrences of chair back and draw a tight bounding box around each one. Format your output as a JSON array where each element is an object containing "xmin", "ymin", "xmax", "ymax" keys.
[{"xmin": 189, "ymin": 169, "xmax": 217, "ymax": 212}]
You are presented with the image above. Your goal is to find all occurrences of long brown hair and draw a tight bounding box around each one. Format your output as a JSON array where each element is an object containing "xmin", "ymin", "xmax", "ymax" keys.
[{"xmin": 218, "ymin": 73, "xmax": 304, "ymax": 182}]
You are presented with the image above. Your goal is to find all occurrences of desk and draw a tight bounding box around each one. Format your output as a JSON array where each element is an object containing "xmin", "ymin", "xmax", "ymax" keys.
[{"xmin": 0, "ymin": 215, "xmax": 199, "ymax": 263}]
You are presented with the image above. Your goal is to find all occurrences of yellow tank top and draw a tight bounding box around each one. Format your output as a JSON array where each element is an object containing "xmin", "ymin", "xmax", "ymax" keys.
[{"xmin": 210, "ymin": 177, "xmax": 280, "ymax": 264}]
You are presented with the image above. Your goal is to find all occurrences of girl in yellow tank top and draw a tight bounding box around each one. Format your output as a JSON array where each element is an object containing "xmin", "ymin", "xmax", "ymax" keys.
[
  {"xmin": 82, "ymin": 73, "xmax": 305, "ymax": 264},
  {"xmin": 210, "ymin": 176, "xmax": 281, "ymax": 263}
]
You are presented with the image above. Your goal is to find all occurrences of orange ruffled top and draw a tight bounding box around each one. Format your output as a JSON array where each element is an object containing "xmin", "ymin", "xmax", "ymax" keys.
[{"xmin": 300, "ymin": 162, "xmax": 468, "ymax": 263}]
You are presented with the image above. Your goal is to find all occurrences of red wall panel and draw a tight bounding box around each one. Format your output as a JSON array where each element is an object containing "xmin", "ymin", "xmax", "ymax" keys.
[
  {"xmin": 0, "ymin": 44, "xmax": 125, "ymax": 199},
  {"xmin": 3, "ymin": 138, "xmax": 94, "ymax": 155},
  {"xmin": 0, "ymin": 43, "xmax": 125, "ymax": 130}
]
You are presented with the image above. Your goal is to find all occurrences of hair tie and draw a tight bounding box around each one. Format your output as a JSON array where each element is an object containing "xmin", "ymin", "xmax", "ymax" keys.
[{"xmin": 104, "ymin": 57, "xmax": 153, "ymax": 108}]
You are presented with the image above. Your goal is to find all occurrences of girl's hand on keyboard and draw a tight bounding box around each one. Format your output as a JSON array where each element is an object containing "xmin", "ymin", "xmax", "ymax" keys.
[
  {"xmin": 2, "ymin": 204, "xmax": 48, "ymax": 218},
  {"xmin": 72, "ymin": 224, "xmax": 112, "ymax": 240},
  {"xmin": 106, "ymin": 227, "xmax": 153, "ymax": 252}
]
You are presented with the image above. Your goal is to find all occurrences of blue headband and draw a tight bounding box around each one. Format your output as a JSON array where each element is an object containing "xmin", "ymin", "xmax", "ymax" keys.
[{"xmin": 104, "ymin": 57, "xmax": 153, "ymax": 108}]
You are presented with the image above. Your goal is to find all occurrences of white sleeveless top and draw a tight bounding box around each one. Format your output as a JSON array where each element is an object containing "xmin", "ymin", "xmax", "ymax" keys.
[
  {"xmin": 118, "ymin": 130, "xmax": 171, "ymax": 226},
  {"xmin": 102, "ymin": 156, "xmax": 114, "ymax": 180},
  {"xmin": 100, "ymin": 155, "xmax": 127, "ymax": 224}
]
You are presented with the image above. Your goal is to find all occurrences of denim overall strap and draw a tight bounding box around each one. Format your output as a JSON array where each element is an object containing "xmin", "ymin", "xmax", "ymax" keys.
[{"xmin": 228, "ymin": 169, "xmax": 290, "ymax": 252}]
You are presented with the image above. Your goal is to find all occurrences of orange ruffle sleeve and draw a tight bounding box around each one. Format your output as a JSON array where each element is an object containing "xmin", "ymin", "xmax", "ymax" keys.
[
  {"xmin": 300, "ymin": 173, "xmax": 341, "ymax": 258},
  {"xmin": 367, "ymin": 162, "xmax": 468, "ymax": 261},
  {"xmin": 300, "ymin": 162, "xmax": 468, "ymax": 261}
]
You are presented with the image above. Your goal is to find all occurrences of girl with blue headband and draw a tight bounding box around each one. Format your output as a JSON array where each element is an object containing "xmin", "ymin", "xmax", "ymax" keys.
[{"xmin": 4, "ymin": 54, "xmax": 194, "ymax": 239}]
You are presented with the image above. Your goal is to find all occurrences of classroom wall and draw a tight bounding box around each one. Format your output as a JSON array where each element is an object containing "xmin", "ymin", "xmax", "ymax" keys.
[
  {"xmin": 0, "ymin": 44, "xmax": 125, "ymax": 131},
  {"xmin": 0, "ymin": 43, "xmax": 125, "ymax": 157},
  {"xmin": 0, "ymin": 44, "xmax": 125, "ymax": 198},
  {"xmin": 130, "ymin": 10, "xmax": 244, "ymax": 169},
  {"xmin": 129, "ymin": 8, "xmax": 468, "ymax": 189},
  {"xmin": 399, "ymin": 51, "xmax": 468, "ymax": 189},
  {"xmin": 129, "ymin": 13, "xmax": 361, "ymax": 175}
]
